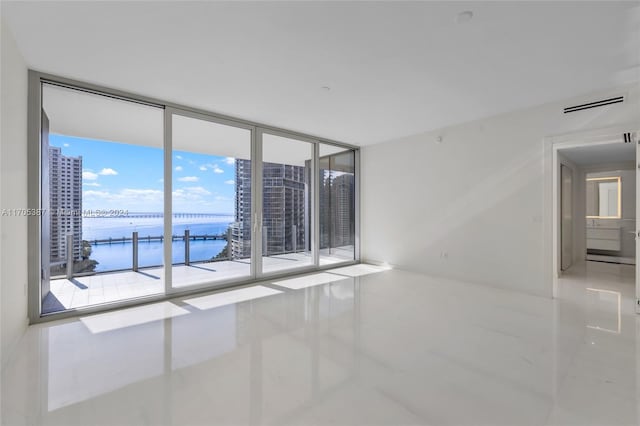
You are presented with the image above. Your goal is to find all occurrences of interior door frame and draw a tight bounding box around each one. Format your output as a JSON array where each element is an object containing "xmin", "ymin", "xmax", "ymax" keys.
[
  {"xmin": 544, "ymin": 125, "xmax": 639, "ymax": 300},
  {"xmin": 560, "ymin": 164, "xmax": 573, "ymax": 271},
  {"xmin": 255, "ymin": 127, "xmax": 320, "ymax": 279},
  {"xmin": 636, "ymin": 135, "xmax": 640, "ymax": 313}
]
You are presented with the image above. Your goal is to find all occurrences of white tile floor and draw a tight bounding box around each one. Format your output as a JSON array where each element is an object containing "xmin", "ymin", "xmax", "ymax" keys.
[
  {"xmin": 43, "ymin": 251, "xmax": 353, "ymax": 313},
  {"xmin": 3, "ymin": 261, "xmax": 638, "ymax": 425}
]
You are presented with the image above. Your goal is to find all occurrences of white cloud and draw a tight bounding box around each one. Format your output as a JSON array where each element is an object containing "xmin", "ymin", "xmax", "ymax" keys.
[
  {"xmin": 224, "ymin": 180, "xmax": 235, "ymax": 185},
  {"xmin": 171, "ymin": 183, "xmax": 234, "ymax": 212},
  {"xmin": 81, "ymin": 188, "xmax": 164, "ymax": 211},
  {"xmin": 120, "ymin": 189, "xmax": 163, "ymax": 198},
  {"xmin": 177, "ymin": 176, "xmax": 199, "ymax": 182},
  {"xmin": 158, "ymin": 178, "xmax": 164, "ymax": 183},
  {"xmin": 83, "ymin": 182, "xmax": 101, "ymax": 187},
  {"xmin": 225, "ymin": 157, "xmax": 235, "ymax": 165},
  {"xmin": 63, "ymin": 143, "xmax": 70, "ymax": 147},
  {"xmin": 184, "ymin": 186, "xmax": 211, "ymax": 195},
  {"xmin": 82, "ymin": 170, "xmax": 98, "ymax": 180},
  {"xmin": 172, "ymin": 186, "xmax": 214, "ymax": 206},
  {"xmin": 176, "ymin": 155, "xmax": 182, "ymax": 160},
  {"xmin": 199, "ymin": 166, "xmax": 207, "ymax": 171},
  {"xmin": 201, "ymin": 163, "xmax": 224, "ymax": 174},
  {"xmin": 83, "ymin": 188, "xmax": 162, "ymax": 201},
  {"xmin": 99, "ymin": 168, "xmax": 118, "ymax": 176},
  {"xmin": 83, "ymin": 190, "xmax": 110, "ymax": 198},
  {"xmin": 175, "ymin": 166, "xmax": 183, "ymax": 172}
]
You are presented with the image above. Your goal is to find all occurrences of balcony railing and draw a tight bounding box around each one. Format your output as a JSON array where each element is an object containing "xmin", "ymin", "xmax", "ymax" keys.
[{"xmin": 54, "ymin": 226, "xmax": 312, "ymax": 280}]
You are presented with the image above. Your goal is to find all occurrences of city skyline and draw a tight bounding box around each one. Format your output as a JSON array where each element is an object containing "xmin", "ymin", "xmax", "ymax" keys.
[
  {"xmin": 232, "ymin": 159, "xmax": 309, "ymax": 259},
  {"xmin": 50, "ymin": 133, "xmax": 238, "ymax": 214}
]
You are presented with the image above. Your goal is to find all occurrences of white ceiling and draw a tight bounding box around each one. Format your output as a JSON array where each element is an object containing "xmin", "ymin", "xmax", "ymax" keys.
[
  {"xmin": 560, "ymin": 142, "xmax": 635, "ymax": 166},
  {"xmin": 3, "ymin": 1, "xmax": 639, "ymax": 146}
]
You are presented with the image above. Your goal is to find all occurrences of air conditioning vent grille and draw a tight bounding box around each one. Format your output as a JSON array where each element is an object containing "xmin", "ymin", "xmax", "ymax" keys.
[
  {"xmin": 623, "ymin": 132, "xmax": 633, "ymax": 143},
  {"xmin": 564, "ymin": 96, "xmax": 624, "ymax": 114}
]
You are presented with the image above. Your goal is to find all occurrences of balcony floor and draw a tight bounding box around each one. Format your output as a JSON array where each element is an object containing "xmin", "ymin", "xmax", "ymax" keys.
[{"xmin": 43, "ymin": 251, "xmax": 352, "ymax": 314}]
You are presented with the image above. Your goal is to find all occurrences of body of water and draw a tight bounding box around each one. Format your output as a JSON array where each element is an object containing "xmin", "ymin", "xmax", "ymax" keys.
[{"xmin": 83, "ymin": 216, "xmax": 233, "ymax": 272}]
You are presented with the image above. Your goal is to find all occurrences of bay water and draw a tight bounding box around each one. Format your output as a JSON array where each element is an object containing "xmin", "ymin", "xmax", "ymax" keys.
[{"xmin": 83, "ymin": 215, "xmax": 233, "ymax": 272}]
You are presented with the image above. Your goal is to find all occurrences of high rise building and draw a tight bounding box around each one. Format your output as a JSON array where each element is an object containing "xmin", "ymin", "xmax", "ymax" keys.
[
  {"xmin": 48, "ymin": 146, "xmax": 83, "ymax": 262},
  {"xmin": 231, "ymin": 159, "xmax": 308, "ymax": 258},
  {"xmin": 329, "ymin": 172, "xmax": 355, "ymax": 248},
  {"xmin": 232, "ymin": 155, "xmax": 354, "ymax": 259},
  {"xmin": 231, "ymin": 159, "xmax": 252, "ymax": 259},
  {"xmin": 319, "ymin": 153, "xmax": 355, "ymax": 252},
  {"xmin": 319, "ymin": 168, "xmax": 332, "ymax": 250}
]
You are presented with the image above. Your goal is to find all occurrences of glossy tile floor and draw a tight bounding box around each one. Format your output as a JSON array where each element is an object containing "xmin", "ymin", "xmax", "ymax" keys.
[{"xmin": 2, "ymin": 262, "xmax": 638, "ymax": 425}]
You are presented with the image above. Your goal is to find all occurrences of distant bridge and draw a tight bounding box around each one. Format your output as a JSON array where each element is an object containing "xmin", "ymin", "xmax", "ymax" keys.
[{"xmin": 85, "ymin": 212, "xmax": 233, "ymax": 219}]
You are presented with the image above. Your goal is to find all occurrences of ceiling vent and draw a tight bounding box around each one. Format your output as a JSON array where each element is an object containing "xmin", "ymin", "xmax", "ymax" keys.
[
  {"xmin": 563, "ymin": 96, "xmax": 624, "ymax": 114},
  {"xmin": 623, "ymin": 132, "xmax": 633, "ymax": 144}
]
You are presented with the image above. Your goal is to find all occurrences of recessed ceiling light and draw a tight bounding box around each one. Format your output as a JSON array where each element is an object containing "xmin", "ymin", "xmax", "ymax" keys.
[
  {"xmin": 455, "ymin": 10, "xmax": 473, "ymax": 24},
  {"xmin": 321, "ymin": 86, "xmax": 331, "ymax": 92}
]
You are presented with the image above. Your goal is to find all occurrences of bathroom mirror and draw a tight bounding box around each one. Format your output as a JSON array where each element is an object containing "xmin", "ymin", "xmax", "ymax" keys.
[{"xmin": 586, "ymin": 176, "xmax": 621, "ymax": 218}]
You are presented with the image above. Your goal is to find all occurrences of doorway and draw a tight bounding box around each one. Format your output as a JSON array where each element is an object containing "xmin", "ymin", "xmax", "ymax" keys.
[{"xmin": 549, "ymin": 129, "xmax": 639, "ymax": 313}]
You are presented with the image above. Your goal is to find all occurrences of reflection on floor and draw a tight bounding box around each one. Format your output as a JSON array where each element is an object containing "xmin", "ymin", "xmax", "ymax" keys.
[
  {"xmin": 43, "ymin": 251, "xmax": 353, "ymax": 314},
  {"xmin": 550, "ymin": 261, "xmax": 637, "ymax": 426},
  {"xmin": 4, "ymin": 262, "xmax": 637, "ymax": 425}
]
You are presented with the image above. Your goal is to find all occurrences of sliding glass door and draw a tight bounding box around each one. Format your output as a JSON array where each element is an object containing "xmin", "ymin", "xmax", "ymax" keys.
[
  {"xmin": 318, "ymin": 144, "xmax": 356, "ymax": 265},
  {"xmin": 257, "ymin": 130, "xmax": 315, "ymax": 276},
  {"xmin": 168, "ymin": 109, "xmax": 253, "ymax": 291},
  {"xmin": 40, "ymin": 83, "xmax": 165, "ymax": 314}
]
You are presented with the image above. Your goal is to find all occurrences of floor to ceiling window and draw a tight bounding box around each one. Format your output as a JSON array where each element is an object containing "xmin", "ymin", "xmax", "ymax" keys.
[
  {"xmin": 318, "ymin": 144, "xmax": 356, "ymax": 264},
  {"xmin": 259, "ymin": 131, "xmax": 314, "ymax": 276},
  {"xmin": 32, "ymin": 74, "xmax": 358, "ymax": 319},
  {"xmin": 40, "ymin": 83, "xmax": 164, "ymax": 314},
  {"xmin": 170, "ymin": 111, "xmax": 253, "ymax": 290}
]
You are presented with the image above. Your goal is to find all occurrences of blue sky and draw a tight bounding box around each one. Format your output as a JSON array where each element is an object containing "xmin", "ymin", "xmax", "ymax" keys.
[{"xmin": 50, "ymin": 134, "xmax": 237, "ymax": 214}]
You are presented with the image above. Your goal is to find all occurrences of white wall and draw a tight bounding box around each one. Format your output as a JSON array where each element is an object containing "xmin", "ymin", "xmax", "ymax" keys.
[
  {"xmin": 1, "ymin": 18, "xmax": 29, "ymax": 371},
  {"xmin": 361, "ymin": 83, "xmax": 639, "ymax": 298}
]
